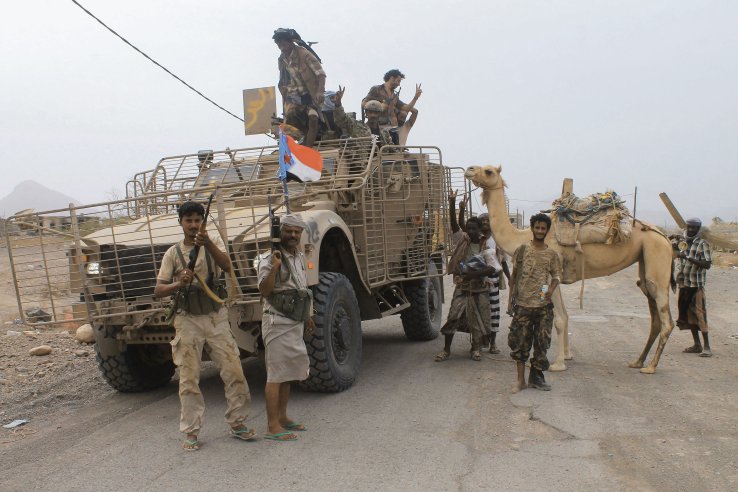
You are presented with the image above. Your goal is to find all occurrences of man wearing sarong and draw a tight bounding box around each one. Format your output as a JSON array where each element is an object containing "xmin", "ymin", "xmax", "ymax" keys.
[
  {"xmin": 479, "ymin": 213, "xmax": 511, "ymax": 354},
  {"xmin": 676, "ymin": 217, "xmax": 713, "ymax": 357},
  {"xmin": 155, "ymin": 201, "xmax": 254, "ymax": 451},
  {"xmin": 508, "ymin": 213, "xmax": 562, "ymax": 393},
  {"xmin": 258, "ymin": 214, "xmax": 314, "ymax": 441},
  {"xmin": 434, "ymin": 217, "xmax": 499, "ymax": 362}
]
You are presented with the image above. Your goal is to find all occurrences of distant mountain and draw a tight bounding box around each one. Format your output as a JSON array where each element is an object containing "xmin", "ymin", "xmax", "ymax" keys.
[{"xmin": 0, "ymin": 180, "xmax": 81, "ymax": 217}]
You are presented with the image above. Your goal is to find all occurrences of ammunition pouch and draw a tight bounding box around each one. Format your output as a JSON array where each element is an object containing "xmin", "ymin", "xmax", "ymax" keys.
[
  {"xmin": 268, "ymin": 288, "xmax": 313, "ymax": 322},
  {"xmin": 164, "ymin": 243, "xmax": 228, "ymax": 325}
]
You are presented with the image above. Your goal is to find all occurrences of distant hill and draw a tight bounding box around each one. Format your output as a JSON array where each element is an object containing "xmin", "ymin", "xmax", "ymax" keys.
[{"xmin": 0, "ymin": 180, "xmax": 81, "ymax": 217}]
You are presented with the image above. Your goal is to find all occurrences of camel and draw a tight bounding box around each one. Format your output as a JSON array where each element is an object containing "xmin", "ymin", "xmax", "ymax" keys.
[{"xmin": 465, "ymin": 165, "xmax": 675, "ymax": 374}]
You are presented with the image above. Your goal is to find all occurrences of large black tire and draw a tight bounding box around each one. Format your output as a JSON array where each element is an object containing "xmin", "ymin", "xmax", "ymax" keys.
[
  {"xmin": 301, "ymin": 272, "xmax": 362, "ymax": 392},
  {"xmin": 95, "ymin": 326, "xmax": 175, "ymax": 392},
  {"xmin": 401, "ymin": 262, "xmax": 443, "ymax": 341}
]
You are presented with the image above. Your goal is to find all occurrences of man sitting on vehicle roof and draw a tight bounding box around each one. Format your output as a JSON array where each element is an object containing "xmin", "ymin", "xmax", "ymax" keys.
[
  {"xmin": 273, "ymin": 28, "xmax": 326, "ymax": 148},
  {"xmin": 362, "ymin": 69, "xmax": 421, "ymax": 130},
  {"xmin": 332, "ymin": 86, "xmax": 395, "ymax": 147}
]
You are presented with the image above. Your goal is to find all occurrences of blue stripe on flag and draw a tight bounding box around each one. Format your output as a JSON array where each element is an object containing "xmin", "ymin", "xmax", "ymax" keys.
[{"xmin": 277, "ymin": 128, "xmax": 290, "ymax": 181}]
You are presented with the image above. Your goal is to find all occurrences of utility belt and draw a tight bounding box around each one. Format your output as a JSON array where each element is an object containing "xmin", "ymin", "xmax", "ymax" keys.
[{"xmin": 267, "ymin": 288, "xmax": 313, "ymax": 322}]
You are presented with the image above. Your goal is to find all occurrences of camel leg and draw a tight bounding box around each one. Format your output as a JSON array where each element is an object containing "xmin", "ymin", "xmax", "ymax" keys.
[
  {"xmin": 549, "ymin": 289, "xmax": 570, "ymax": 371},
  {"xmin": 639, "ymin": 283, "xmax": 674, "ymax": 374},
  {"xmin": 638, "ymin": 245, "xmax": 676, "ymax": 374},
  {"xmin": 628, "ymin": 293, "xmax": 660, "ymax": 369}
]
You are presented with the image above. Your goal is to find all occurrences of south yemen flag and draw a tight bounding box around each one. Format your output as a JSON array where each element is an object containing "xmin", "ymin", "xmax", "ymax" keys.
[{"xmin": 278, "ymin": 128, "xmax": 323, "ymax": 182}]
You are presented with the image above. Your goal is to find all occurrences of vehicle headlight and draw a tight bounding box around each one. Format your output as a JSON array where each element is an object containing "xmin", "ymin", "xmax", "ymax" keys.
[{"xmin": 85, "ymin": 262, "xmax": 101, "ymax": 276}]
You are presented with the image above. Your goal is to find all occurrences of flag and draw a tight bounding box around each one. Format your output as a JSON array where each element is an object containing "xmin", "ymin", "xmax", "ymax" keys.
[{"xmin": 277, "ymin": 128, "xmax": 323, "ymax": 182}]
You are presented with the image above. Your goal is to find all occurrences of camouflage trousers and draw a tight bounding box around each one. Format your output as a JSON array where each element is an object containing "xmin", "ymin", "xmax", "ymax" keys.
[{"xmin": 508, "ymin": 304, "xmax": 554, "ymax": 371}]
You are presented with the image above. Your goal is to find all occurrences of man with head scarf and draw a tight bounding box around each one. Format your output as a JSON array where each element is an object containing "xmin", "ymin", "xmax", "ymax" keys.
[
  {"xmin": 273, "ymin": 28, "xmax": 326, "ymax": 148},
  {"xmin": 258, "ymin": 213, "xmax": 314, "ymax": 440},
  {"xmin": 676, "ymin": 217, "xmax": 713, "ymax": 357}
]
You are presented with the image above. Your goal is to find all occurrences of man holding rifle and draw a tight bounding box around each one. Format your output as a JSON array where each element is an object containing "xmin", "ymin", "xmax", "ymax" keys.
[
  {"xmin": 258, "ymin": 213, "xmax": 314, "ymax": 441},
  {"xmin": 155, "ymin": 200, "xmax": 254, "ymax": 451}
]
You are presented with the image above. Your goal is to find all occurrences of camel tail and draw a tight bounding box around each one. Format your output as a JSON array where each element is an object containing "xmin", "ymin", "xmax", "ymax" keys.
[{"xmin": 670, "ymin": 258, "xmax": 677, "ymax": 293}]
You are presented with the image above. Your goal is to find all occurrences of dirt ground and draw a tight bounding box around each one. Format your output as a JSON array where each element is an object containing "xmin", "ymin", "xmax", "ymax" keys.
[{"xmin": 1, "ymin": 245, "xmax": 737, "ymax": 490}]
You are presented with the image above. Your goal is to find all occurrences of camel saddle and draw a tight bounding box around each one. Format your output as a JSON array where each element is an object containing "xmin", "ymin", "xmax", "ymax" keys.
[{"xmin": 549, "ymin": 190, "xmax": 632, "ymax": 251}]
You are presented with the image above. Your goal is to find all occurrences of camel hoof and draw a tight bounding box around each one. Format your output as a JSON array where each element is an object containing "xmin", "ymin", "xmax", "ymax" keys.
[
  {"xmin": 639, "ymin": 366, "xmax": 656, "ymax": 374},
  {"xmin": 628, "ymin": 360, "xmax": 644, "ymax": 369},
  {"xmin": 565, "ymin": 354, "xmax": 573, "ymax": 361},
  {"xmin": 549, "ymin": 362, "xmax": 567, "ymax": 372}
]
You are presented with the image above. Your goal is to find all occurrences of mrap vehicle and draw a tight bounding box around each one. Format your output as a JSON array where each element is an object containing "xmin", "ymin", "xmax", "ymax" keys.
[{"xmin": 5, "ymin": 138, "xmax": 469, "ymax": 392}]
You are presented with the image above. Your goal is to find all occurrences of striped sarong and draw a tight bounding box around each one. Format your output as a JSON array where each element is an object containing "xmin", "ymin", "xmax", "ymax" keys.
[{"xmin": 488, "ymin": 275, "xmax": 500, "ymax": 333}]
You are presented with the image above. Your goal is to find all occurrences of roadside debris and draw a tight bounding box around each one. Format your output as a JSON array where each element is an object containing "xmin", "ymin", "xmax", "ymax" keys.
[{"xmin": 28, "ymin": 345, "xmax": 53, "ymax": 356}]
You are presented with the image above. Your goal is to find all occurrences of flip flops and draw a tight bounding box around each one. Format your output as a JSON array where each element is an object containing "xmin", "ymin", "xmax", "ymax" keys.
[
  {"xmin": 182, "ymin": 438, "xmax": 201, "ymax": 451},
  {"xmin": 434, "ymin": 350, "xmax": 450, "ymax": 362},
  {"xmin": 231, "ymin": 426, "xmax": 257, "ymax": 441},
  {"xmin": 285, "ymin": 422, "xmax": 306, "ymax": 432},
  {"xmin": 264, "ymin": 431, "xmax": 298, "ymax": 442}
]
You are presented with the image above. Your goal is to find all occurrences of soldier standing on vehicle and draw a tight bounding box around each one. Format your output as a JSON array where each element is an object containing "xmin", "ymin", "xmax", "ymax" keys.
[
  {"xmin": 258, "ymin": 214, "xmax": 315, "ymax": 441},
  {"xmin": 273, "ymin": 28, "xmax": 326, "ymax": 148},
  {"xmin": 435, "ymin": 217, "xmax": 499, "ymax": 362},
  {"xmin": 332, "ymin": 86, "xmax": 394, "ymax": 146},
  {"xmin": 507, "ymin": 213, "xmax": 562, "ymax": 393},
  {"xmin": 154, "ymin": 201, "xmax": 254, "ymax": 451}
]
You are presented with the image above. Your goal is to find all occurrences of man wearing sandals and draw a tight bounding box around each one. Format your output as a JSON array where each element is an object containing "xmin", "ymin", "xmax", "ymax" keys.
[
  {"xmin": 676, "ymin": 217, "xmax": 713, "ymax": 357},
  {"xmin": 479, "ymin": 213, "xmax": 511, "ymax": 355},
  {"xmin": 155, "ymin": 201, "xmax": 254, "ymax": 451},
  {"xmin": 258, "ymin": 214, "xmax": 315, "ymax": 441},
  {"xmin": 435, "ymin": 217, "xmax": 499, "ymax": 362}
]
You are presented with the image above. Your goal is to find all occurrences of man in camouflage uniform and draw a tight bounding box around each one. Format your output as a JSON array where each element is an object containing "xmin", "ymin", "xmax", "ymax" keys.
[
  {"xmin": 273, "ymin": 29, "xmax": 326, "ymax": 147},
  {"xmin": 362, "ymin": 69, "xmax": 422, "ymax": 129},
  {"xmin": 507, "ymin": 213, "xmax": 562, "ymax": 393},
  {"xmin": 332, "ymin": 86, "xmax": 394, "ymax": 146},
  {"xmin": 155, "ymin": 201, "xmax": 254, "ymax": 451}
]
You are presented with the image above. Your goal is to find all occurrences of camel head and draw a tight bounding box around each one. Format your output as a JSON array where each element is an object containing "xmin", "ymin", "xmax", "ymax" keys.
[
  {"xmin": 464, "ymin": 165, "xmax": 505, "ymax": 190},
  {"xmin": 465, "ymin": 165, "xmax": 506, "ymax": 205}
]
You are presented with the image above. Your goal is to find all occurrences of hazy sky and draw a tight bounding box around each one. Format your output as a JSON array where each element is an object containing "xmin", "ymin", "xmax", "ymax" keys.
[{"xmin": 2, "ymin": 0, "xmax": 737, "ymax": 223}]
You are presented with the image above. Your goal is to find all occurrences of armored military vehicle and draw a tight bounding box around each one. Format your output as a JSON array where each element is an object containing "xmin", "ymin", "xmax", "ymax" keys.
[{"xmin": 5, "ymin": 138, "xmax": 468, "ymax": 392}]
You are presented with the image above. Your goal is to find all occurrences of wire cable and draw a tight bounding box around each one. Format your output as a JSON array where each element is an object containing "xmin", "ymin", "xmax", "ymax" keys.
[{"xmin": 71, "ymin": 0, "xmax": 244, "ymax": 122}]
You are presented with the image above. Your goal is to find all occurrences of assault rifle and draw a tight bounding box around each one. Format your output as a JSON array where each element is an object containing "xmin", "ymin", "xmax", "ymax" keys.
[{"xmin": 184, "ymin": 193, "xmax": 215, "ymax": 295}]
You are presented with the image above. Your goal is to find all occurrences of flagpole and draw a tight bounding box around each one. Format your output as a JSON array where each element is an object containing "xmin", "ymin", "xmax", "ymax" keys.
[
  {"xmin": 282, "ymin": 179, "xmax": 291, "ymax": 213},
  {"xmin": 277, "ymin": 126, "xmax": 292, "ymax": 214}
]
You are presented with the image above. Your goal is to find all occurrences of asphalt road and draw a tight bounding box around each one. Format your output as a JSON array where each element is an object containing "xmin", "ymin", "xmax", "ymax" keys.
[{"xmin": 1, "ymin": 266, "xmax": 737, "ymax": 491}]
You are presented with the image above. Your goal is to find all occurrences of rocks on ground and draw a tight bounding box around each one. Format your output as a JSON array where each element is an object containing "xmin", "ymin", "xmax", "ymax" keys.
[
  {"xmin": 74, "ymin": 324, "xmax": 95, "ymax": 344},
  {"xmin": 29, "ymin": 345, "xmax": 53, "ymax": 356}
]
